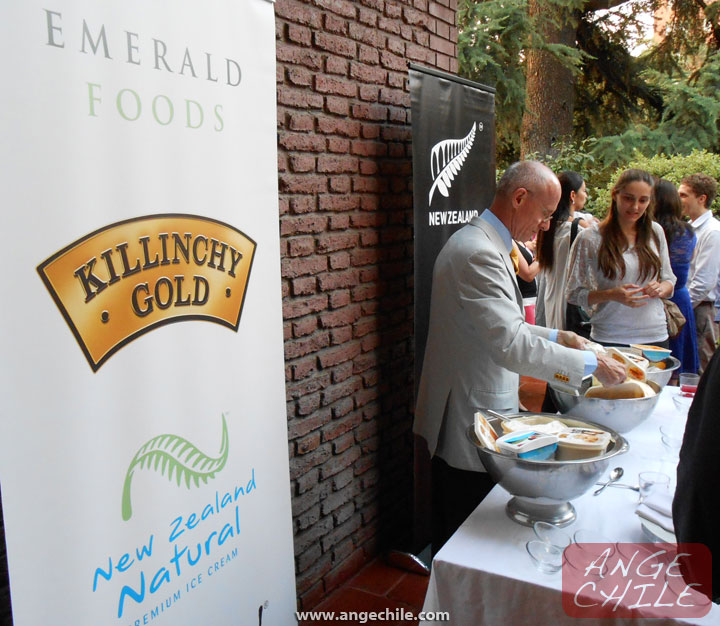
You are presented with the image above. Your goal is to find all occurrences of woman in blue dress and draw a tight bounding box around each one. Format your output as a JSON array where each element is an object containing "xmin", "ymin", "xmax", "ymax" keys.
[{"xmin": 654, "ymin": 179, "xmax": 699, "ymax": 374}]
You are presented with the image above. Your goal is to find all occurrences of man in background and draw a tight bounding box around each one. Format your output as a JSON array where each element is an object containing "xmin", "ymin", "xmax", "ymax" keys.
[
  {"xmin": 679, "ymin": 173, "xmax": 720, "ymax": 373},
  {"xmin": 414, "ymin": 161, "xmax": 626, "ymax": 554}
]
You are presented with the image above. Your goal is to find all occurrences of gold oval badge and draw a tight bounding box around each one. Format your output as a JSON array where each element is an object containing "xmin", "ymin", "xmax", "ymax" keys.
[{"xmin": 38, "ymin": 214, "xmax": 256, "ymax": 371}]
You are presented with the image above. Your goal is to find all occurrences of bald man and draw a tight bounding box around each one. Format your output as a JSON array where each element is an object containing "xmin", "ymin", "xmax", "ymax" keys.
[{"xmin": 414, "ymin": 161, "xmax": 625, "ymax": 554}]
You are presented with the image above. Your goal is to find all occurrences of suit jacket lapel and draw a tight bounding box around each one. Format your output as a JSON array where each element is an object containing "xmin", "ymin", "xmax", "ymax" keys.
[{"xmin": 470, "ymin": 217, "xmax": 524, "ymax": 310}]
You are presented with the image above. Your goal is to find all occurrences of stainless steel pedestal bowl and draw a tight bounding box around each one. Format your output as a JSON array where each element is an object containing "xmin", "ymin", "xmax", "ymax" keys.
[
  {"xmin": 548, "ymin": 380, "xmax": 661, "ymax": 434},
  {"xmin": 466, "ymin": 414, "xmax": 628, "ymax": 527}
]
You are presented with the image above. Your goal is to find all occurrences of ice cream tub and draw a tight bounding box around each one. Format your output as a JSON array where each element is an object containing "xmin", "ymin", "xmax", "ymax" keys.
[
  {"xmin": 556, "ymin": 427, "xmax": 612, "ymax": 460},
  {"xmin": 496, "ymin": 430, "xmax": 559, "ymax": 461},
  {"xmin": 501, "ymin": 415, "xmax": 568, "ymax": 435}
]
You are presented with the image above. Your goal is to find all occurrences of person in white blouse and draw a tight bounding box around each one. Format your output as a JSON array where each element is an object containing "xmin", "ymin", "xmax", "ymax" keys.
[
  {"xmin": 679, "ymin": 173, "xmax": 720, "ymax": 373},
  {"xmin": 535, "ymin": 170, "xmax": 587, "ymax": 330},
  {"xmin": 566, "ymin": 169, "xmax": 676, "ymax": 347}
]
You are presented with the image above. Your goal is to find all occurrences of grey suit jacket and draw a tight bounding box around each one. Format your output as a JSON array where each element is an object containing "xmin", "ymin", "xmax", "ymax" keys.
[{"xmin": 414, "ymin": 215, "xmax": 587, "ymax": 471}]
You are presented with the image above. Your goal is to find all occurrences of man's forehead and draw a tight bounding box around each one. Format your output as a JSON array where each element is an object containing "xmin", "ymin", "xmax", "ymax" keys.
[
  {"xmin": 538, "ymin": 179, "xmax": 561, "ymax": 201},
  {"xmin": 539, "ymin": 175, "xmax": 560, "ymax": 192},
  {"xmin": 517, "ymin": 177, "xmax": 557, "ymax": 194},
  {"xmin": 678, "ymin": 184, "xmax": 694, "ymax": 195}
]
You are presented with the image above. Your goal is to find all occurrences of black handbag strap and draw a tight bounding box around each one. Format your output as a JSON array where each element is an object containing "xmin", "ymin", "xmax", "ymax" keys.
[{"xmin": 570, "ymin": 216, "xmax": 582, "ymax": 246}]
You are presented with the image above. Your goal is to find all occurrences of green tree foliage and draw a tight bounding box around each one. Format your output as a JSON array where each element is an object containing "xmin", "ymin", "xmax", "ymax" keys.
[
  {"xmin": 595, "ymin": 150, "xmax": 720, "ymax": 216},
  {"xmin": 574, "ymin": 8, "xmax": 664, "ymax": 140},
  {"xmin": 523, "ymin": 137, "xmax": 610, "ymax": 206},
  {"xmin": 589, "ymin": 55, "xmax": 720, "ymax": 165},
  {"xmin": 458, "ymin": 0, "xmax": 720, "ymax": 168},
  {"xmin": 524, "ymin": 137, "xmax": 602, "ymax": 181},
  {"xmin": 457, "ymin": 0, "xmax": 585, "ymax": 163},
  {"xmin": 457, "ymin": 0, "xmax": 531, "ymax": 162}
]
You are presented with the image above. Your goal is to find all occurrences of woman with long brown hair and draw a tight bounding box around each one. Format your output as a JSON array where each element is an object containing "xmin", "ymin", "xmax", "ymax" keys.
[{"xmin": 566, "ymin": 169, "xmax": 676, "ymax": 347}]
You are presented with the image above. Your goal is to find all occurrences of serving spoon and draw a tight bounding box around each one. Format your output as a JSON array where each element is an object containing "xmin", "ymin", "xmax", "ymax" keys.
[
  {"xmin": 597, "ymin": 482, "xmax": 640, "ymax": 492},
  {"xmin": 593, "ymin": 467, "xmax": 624, "ymax": 496}
]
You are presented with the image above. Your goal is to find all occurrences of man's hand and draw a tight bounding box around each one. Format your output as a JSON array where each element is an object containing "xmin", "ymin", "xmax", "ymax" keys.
[
  {"xmin": 557, "ymin": 331, "xmax": 626, "ymax": 385},
  {"xmin": 594, "ymin": 352, "xmax": 627, "ymax": 386},
  {"xmin": 557, "ymin": 330, "xmax": 587, "ymax": 350}
]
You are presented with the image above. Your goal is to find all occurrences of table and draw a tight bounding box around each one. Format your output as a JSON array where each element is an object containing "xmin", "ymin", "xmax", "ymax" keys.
[{"xmin": 420, "ymin": 387, "xmax": 719, "ymax": 625}]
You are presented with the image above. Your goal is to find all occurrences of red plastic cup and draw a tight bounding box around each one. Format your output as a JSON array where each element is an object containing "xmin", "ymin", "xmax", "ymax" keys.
[{"xmin": 679, "ymin": 374, "xmax": 700, "ymax": 398}]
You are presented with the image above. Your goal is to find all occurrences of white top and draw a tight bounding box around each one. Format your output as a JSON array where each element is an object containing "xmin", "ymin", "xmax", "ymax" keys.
[
  {"xmin": 574, "ymin": 211, "xmax": 597, "ymax": 223},
  {"xmin": 688, "ymin": 210, "xmax": 720, "ymax": 306},
  {"xmin": 566, "ymin": 222, "xmax": 676, "ymax": 344},
  {"xmin": 537, "ymin": 220, "xmax": 575, "ymax": 329}
]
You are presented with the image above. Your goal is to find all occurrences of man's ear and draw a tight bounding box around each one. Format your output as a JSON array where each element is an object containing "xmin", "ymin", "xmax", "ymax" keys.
[
  {"xmin": 512, "ymin": 187, "xmax": 529, "ymax": 209},
  {"xmin": 700, "ymin": 193, "xmax": 709, "ymax": 208}
]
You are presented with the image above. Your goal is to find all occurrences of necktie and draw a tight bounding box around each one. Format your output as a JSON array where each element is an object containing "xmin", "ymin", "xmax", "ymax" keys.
[{"xmin": 510, "ymin": 243, "xmax": 520, "ymax": 275}]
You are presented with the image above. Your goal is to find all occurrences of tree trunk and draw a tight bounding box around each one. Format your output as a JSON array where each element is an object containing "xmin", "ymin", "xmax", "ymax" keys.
[{"xmin": 520, "ymin": 2, "xmax": 579, "ymax": 159}]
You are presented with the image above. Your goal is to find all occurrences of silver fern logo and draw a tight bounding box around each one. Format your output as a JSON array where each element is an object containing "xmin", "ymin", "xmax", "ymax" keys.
[
  {"xmin": 121, "ymin": 414, "xmax": 229, "ymax": 521},
  {"xmin": 428, "ymin": 122, "xmax": 481, "ymax": 205}
]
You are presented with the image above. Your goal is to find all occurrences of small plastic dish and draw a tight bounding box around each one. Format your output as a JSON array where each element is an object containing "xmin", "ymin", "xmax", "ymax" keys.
[
  {"xmin": 526, "ymin": 540, "xmax": 563, "ymax": 574},
  {"xmin": 661, "ymin": 436, "xmax": 681, "ymax": 456},
  {"xmin": 659, "ymin": 424, "xmax": 683, "ymax": 454},
  {"xmin": 563, "ymin": 548, "xmax": 609, "ymax": 578},
  {"xmin": 573, "ymin": 528, "xmax": 613, "ymax": 544},
  {"xmin": 615, "ymin": 541, "xmax": 657, "ymax": 564},
  {"xmin": 564, "ymin": 530, "xmax": 615, "ymax": 577},
  {"xmin": 672, "ymin": 393, "xmax": 692, "ymax": 415},
  {"xmin": 533, "ymin": 521, "xmax": 572, "ymax": 550},
  {"xmin": 572, "ymin": 529, "xmax": 615, "ymax": 558},
  {"xmin": 631, "ymin": 344, "xmax": 672, "ymax": 362}
]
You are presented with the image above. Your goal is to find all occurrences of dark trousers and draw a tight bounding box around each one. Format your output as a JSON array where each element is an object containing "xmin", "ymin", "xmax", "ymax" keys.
[
  {"xmin": 431, "ymin": 456, "xmax": 496, "ymax": 556},
  {"xmin": 694, "ymin": 301, "xmax": 719, "ymax": 374}
]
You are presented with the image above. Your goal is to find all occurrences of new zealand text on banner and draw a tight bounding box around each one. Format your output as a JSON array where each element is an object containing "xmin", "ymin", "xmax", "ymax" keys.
[
  {"xmin": 0, "ymin": 2, "xmax": 295, "ymax": 625},
  {"xmin": 409, "ymin": 65, "xmax": 496, "ymax": 391}
]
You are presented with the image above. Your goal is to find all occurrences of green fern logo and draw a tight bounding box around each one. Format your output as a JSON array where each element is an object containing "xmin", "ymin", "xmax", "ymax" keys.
[{"xmin": 121, "ymin": 414, "xmax": 229, "ymax": 521}]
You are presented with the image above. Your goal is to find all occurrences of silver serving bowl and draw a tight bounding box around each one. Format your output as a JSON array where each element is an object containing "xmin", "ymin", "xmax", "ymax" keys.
[
  {"xmin": 466, "ymin": 414, "xmax": 628, "ymax": 527},
  {"xmin": 615, "ymin": 347, "xmax": 680, "ymax": 389},
  {"xmin": 643, "ymin": 357, "xmax": 680, "ymax": 388},
  {"xmin": 549, "ymin": 379, "xmax": 661, "ymax": 434}
]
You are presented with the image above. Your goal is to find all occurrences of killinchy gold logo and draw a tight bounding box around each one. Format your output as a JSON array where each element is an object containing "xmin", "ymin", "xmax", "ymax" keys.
[{"xmin": 38, "ymin": 214, "xmax": 256, "ymax": 371}]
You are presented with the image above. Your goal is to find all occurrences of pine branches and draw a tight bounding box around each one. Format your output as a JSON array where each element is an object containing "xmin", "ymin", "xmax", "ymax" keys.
[{"xmin": 458, "ymin": 0, "xmax": 720, "ymax": 164}]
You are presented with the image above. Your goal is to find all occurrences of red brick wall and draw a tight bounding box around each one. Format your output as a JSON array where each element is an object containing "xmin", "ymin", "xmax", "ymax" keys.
[{"xmin": 275, "ymin": 0, "xmax": 458, "ymax": 611}]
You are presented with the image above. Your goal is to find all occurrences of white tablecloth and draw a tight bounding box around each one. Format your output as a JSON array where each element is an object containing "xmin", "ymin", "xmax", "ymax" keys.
[{"xmin": 421, "ymin": 387, "xmax": 719, "ymax": 625}]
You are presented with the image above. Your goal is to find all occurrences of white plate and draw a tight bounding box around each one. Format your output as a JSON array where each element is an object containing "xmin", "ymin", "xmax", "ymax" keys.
[{"xmin": 640, "ymin": 518, "xmax": 676, "ymax": 543}]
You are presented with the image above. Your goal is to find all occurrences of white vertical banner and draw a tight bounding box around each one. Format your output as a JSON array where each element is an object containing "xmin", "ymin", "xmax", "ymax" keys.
[{"xmin": 0, "ymin": 2, "xmax": 296, "ymax": 625}]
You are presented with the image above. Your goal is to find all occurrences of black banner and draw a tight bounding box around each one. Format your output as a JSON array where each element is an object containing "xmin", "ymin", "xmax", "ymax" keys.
[{"xmin": 410, "ymin": 65, "xmax": 496, "ymax": 390}]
